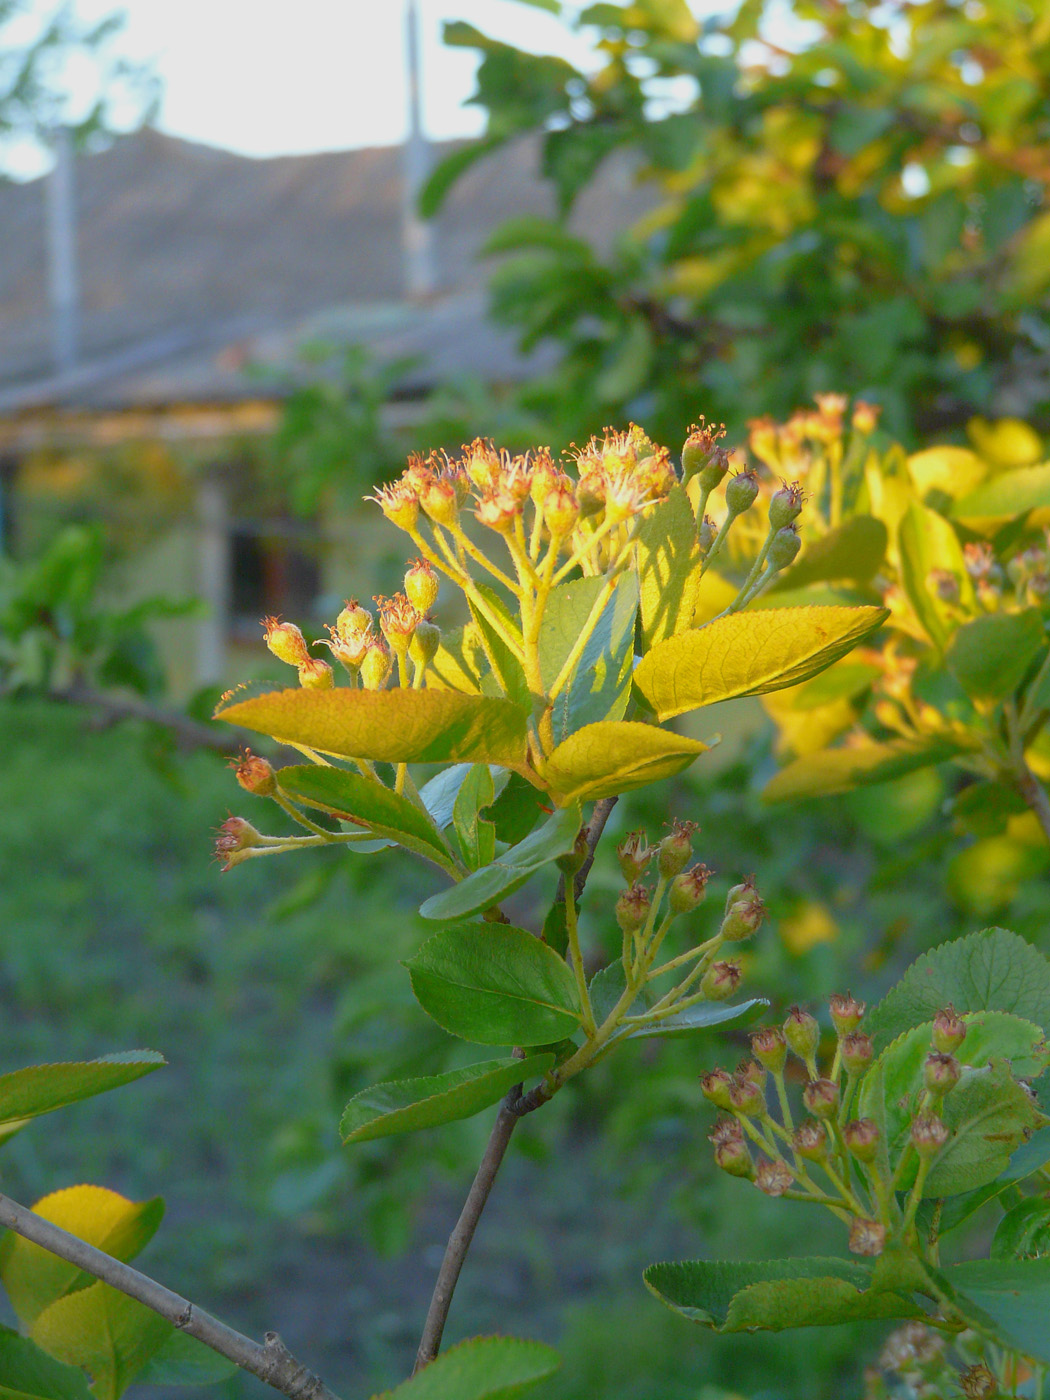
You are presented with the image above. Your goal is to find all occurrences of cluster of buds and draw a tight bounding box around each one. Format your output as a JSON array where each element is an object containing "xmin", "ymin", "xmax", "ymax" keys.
[
  {"xmin": 747, "ymin": 394, "xmax": 878, "ymax": 476},
  {"xmin": 262, "ymin": 617, "xmax": 334, "ymax": 691},
  {"xmin": 703, "ymin": 996, "xmax": 970, "ymax": 1259},
  {"xmin": 213, "ymin": 815, "xmax": 263, "ymax": 872}
]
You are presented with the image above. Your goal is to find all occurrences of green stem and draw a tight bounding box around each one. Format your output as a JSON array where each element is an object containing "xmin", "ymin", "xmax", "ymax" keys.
[
  {"xmin": 272, "ymin": 792, "xmax": 340, "ymax": 840},
  {"xmin": 698, "ymin": 509, "xmax": 739, "ymax": 578},
  {"xmin": 726, "ymin": 524, "xmax": 776, "ymax": 613},
  {"xmin": 447, "ymin": 523, "xmax": 520, "ymax": 595},
  {"xmin": 565, "ymin": 887, "xmax": 597, "ymax": 1037}
]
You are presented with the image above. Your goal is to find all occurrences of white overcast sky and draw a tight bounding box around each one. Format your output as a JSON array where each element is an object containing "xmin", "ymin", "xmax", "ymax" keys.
[{"xmin": 6, "ymin": 0, "xmax": 606, "ymax": 176}]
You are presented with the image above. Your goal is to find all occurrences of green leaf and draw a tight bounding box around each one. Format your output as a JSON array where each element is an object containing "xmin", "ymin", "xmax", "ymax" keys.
[
  {"xmin": 418, "ymin": 135, "xmax": 507, "ymax": 218},
  {"xmin": 952, "ymin": 462, "xmax": 1050, "ymax": 524},
  {"xmin": 866, "ymin": 927, "xmax": 1050, "ymax": 1051},
  {"xmin": 897, "ymin": 501, "xmax": 974, "ymax": 649},
  {"xmin": 0, "ymin": 1187, "xmax": 164, "ymax": 1328},
  {"xmin": 31, "ymin": 1285, "xmax": 171, "ymax": 1400},
  {"xmin": 543, "ymin": 721, "xmax": 708, "ymax": 804},
  {"xmin": 368, "ymin": 1335, "xmax": 561, "ymax": 1400},
  {"xmin": 0, "ymin": 1327, "xmax": 93, "ymax": 1400},
  {"xmin": 633, "ymin": 606, "xmax": 888, "ymax": 720},
  {"xmin": 762, "ymin": 735, "xmax": 964, "ymax": 803},
  {"xmin": 340, "ymin": 1054, "xmax": 554, "ymax": 1144},
  {"xmin": 949, "ymin": 1258, "xmax": 1050, "ymax": 1363},
  {"xmin": 540, "ymin": 576, "xmax": 638, "ymax": 741},
  {"xmin": 626, "ymin": 998, "xmax": 768, "ymax": 1039},
  {"xmin": 947, "ymin": 610, "xmax": 1046, "ymax": 700},
  {"xmin": 452, "ymin": 765, "xmax": 497, "ymax": 871},
  {"xmin": 1004, "ymin": 1125, "xmax": 1050, "ymax": 1181},
  {"xmin": 214, "ymin": 688, "xmax": 529, "ymax": 768},
  {"xmin": 276, "ymin": 765, "xmax": 454, "ymax": 869},
  {"xmin": 0, "ymin": 1054, "xmax": 165, "ymax": 1125},
  {"xmin": 992, "ymin": 1196, "xmax": 1050, "ymax": 1261},
  {"xmin": 405, "ymin": 923, "xmax": 582, "ymax": 1045},
  {"xmin": 134, "ymin": 1331, "xmax": 239, "ymax": 1387},
  {"xmin": 635, "ymin": 485, "xmax": 702, "ymax": 647},
  {"xmin": 643, "ymin": 1258, "xmax": 922, "ymax": 1330},
  {"xmin": 419, "ymin": 803, "xmax": 582, "ymax": 921},
  {"xmin": 468, "ymin": 586, "xmax": 530, "ymax": 708},
  {"xmin": 926, "ymin": 1061, "xmax": 1041, "ymax": 1197},
  {"xmin": 772, "ymin": 516, "xmax": 888, "ymax": 590},
  {"xmin": 419, "ymin": 764, "xmax": 509, "ymax": 831}
]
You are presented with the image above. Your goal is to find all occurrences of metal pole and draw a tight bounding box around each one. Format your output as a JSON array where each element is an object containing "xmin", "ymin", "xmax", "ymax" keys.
[
  {"xmin": 46, "ymin": 127, "xmax": 79, "ymax": 374},
  {"xmin": 402, "ymin": 0, "xmax": 435, "ymax": 300}
]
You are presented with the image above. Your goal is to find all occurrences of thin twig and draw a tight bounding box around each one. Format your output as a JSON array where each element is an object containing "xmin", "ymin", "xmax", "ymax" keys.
[
  {"xmin": 413, "ymin": 1087, "xmax": 523, "ymax": 1373},
  {"xmin": 47, "ymin": 683, "xmax": 248, "ymax": 753},
  {"xmin": 1018, "ymin": 761, "xmax": 1050, "ymax": 849},
  {"xmin": 0, "ymin": 1192, "xmax": 341, "ymax": 1400},
  {"xmin": 554, "ymin": 795, "xmax": 619, "ymax": 909}
]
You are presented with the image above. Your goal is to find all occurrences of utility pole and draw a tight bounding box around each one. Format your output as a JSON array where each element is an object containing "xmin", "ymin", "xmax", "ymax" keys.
[
  {"xmin": 46, "ymin": 126, "xmax": 80, "ymax": 375},
  {"xmin": 402, "ymin": 0, "xmax": 436, "ymax": 300}
]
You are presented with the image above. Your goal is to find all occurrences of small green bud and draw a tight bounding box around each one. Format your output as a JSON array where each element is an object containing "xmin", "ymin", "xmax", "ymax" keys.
[
  {"xmin": 784, "ymin": 1005, "xmax": 819, "ymax": 1062},
  {"xmin": 768, "ymin": 479, "xmax": 804, "ymax": 530},
  {"xmin": 924, "ymin": 1051, "xmax": 961, "ymax": 1097},
  {"xmin": 409, "ymin": 619, "xmax": 440, "ymax": 668},
  {"xmin": 556, "ymin": 828, "xmax": 588, "ymax": 877},
  {"xmin": 701, "ymin": 959, "xmax": 741, "ymax": 1001},
  {"xmin": 841, "ymin": 1032, "xmax": 873, "ymax": 1077},
  {"xmin": 721, "ymin": 887, "xmax": 765, "ymax": 942},
  {"xmin": 932, "ymin": 1005, "xmax": 966, "ymax": 1054},
  {"xmin": 737, "ymin": 1057, "xmax": 766, "ymax": 1088},
  {"xmin": 911, "ymin": 1111, "xmax": 949, "ymax": 1160},
  {"xmin": 750, "ymin": 1027, "xmax": 787, "ymax": 1075},
  {"xmin": 658, "ymin": 819, "xmax": 698, "ymax": 879},
  {"xmin": 767, "ymin": 523, "xmax": 802, "ymax": 571},
  {"xmin": 615, "ymin": 884, "xmax": 651, "ymax": 934},
  {"xmin": 793, "ymin": 1118, "xmax": 828, "ymax": 1162},
  {"xmin": 696, "ymin": 446, "xmax": 732, "ymax": 493},
  {"xmin": 698, "ymin": 514, "xmax": 715, "ymax": 553},
  {"xmin": 725, "ymin": 469, "xmax": 759, "ymax": 516},
  {"xmin": 616, "ymin": 830, "xmax": 652, "ymax": 884},
  {"xmin": 843, "ymin": 1118, "xmax": 879, "ymax": 1163},
  {"xmin": 802, "ymin": 1078, "xmax": 838, "ymax": 1120},
  {"xmin": 700, "ymin": 1068, "xmax": 734, "ymax": 1110},
  {"xmin": 668, "ymin": 863, "xmax": 712, "ymax": 915},
  {"xmin": 729, "ymin": 1073, "xmax": 765, "ymax": 1117},
  {"xmin": 724, "ymin": 878, "xmax": 754, "ymax": 913},
  {"xmin": 404, "ymin": 559, "xmax": 440, "ymax": 614},
  {"xmin": 829, "ymin": 992, "xmax": 865, "ymax": 1036},
  {"xmin": 714, "ymin": 1136, "xmax": 754, "ymax": 1179}
]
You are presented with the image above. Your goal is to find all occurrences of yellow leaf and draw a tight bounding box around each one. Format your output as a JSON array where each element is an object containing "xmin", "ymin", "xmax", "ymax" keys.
[
  {"xmin": 967, "ymin": 417, "xmax": 1043, "ymax": 471},
  {"xmin": 543, "ymin": 722, "xmax": 708, "ymax": 804},
  {"xmin": 907, "ymin": 446, "xmax": 987, "ymax": 504}
]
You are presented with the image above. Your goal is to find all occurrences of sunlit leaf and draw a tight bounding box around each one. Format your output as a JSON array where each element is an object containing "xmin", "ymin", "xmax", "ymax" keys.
[
  {"xmin": 214, "ymin": 688, "xmax": 529, "ymax": 768},
  {"xmin": 772, "ymin": 516, "xmax": 887, "ymax": 590},
  {"xmin": 635, "ymin": 485, "xmax": 702, "ymax": 646},
  {"xmin": 952, "ymin": 462, "xmax": 1050, "ymax": 524},
  {"xmin": 897, "ymin": 501, "xmax": 975, "ymax": 648},
  {"xmin": 633, "ymin": 606, "xmax": 887, "ymax": 720},
  {"xmin": 540, "ymin": 575, "xmax": 638, "ymax": 740},
  {"xmin": 762, "ymin": 735, "xmax": 967, "ymax": 803},
  {"xmin": 543, "ymin": 721, "xmax": 708, "ymax": 804}
]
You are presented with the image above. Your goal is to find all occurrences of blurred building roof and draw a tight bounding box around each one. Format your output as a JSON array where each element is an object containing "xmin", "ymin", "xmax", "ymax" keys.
[{"xmin": 0, "ymin": 127, "xmax": 647, "ymax": 426}]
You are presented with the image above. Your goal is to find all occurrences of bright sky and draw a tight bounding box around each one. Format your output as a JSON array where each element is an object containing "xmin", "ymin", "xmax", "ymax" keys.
[{"xmin": 6, "ymin": 0, "xmax": 603, "ymax": 177}]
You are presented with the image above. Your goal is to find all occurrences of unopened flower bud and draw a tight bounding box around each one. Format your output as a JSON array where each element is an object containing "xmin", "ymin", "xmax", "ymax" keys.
[
  {"xmin": 750, "ymin": 1027, "xmax": 787, "ymax": 1075},
  {"xmin": 755, "ymin": 1158, "xmax": 793, "ymax": 1197},
  {"xmin": 784, "ymin": 1006, "xmax": 820, "ymax": 1062},
  {"xmin": 768, "ymin": 480, "xmax": 804, "ymax": 530},
  {"xmin": 615, "ymin": 884, "xmax": 651, "ymax": 934},
  {"xmin": 698, "ymin": 515, "xmax": 715, "ymax": 553},
  {"xmin": 298, "ymin": 658, "xmax": 334, "ymax": 690},
  {"xmin": 767, "ymin": 523, "xmax": 802, "ymax": 572},
  {"xmin": 360, "ymin": 640, "xmax": 393, "ymax": 691},
  {"xmin": 658, "ymin": 819, "xmax": 698, "ymax": 879},
  {"xmin": 725, "ymin": 469, "xmax": 760, "ymax": 516},
  {"xmin": 737, "ymin": 1057, "xmax": 766, "ymax": 1088},
  {"xmin": 420, "ymin": 474, "xmax": 459, "ymax": 526},
  {"xmin": 924, "ymin": 1052, "xmax": 961, "ymax": 1097},
  {"xmin": 681, "ymin": 423, "xmax": 728, "ymax": 482},
  {"xmin": 695, "ymin": 446, "xmax": 732, "ymax": 495},
  {"xmin": 556, "ymin": 828, "xmax": 589, "ymax": 877},
  {"xmin": 911, "ymin": 1112, "xmax": 950, "ymax": 1159},
  {"xmin": 802, "ymin": 1078, "xmax": 839, "ymax": 1120},
  {"xmin": 932, "ymin": 1005, "xmax": 966, "ymax": 1054},
  {"xmin": 841, "ymin": 1032, "xmax": 874, "ymax": 1077},
  {"xmin": 700, "ymin": 1068, "xmax": 735, "ymax": 1110},
  {"xmin": 793, "ymin": 1118, "xmax": 828, "ymax": 1162},
  {"xmin": 714, "ymin": 1136, "xmax": 754, "ymax": 1179},
  {"xmin": 214, "ymin": 816, "xmax": 262, "ymax": 871},
  {"xmin": 232, "ymin": 750, "xmax": 276, "ymax": 797},
  {"xmin": 848, "ymin": 1218, "xmax": 886, "ymax": 1257},
  {"xmin": 701, "ymin": 960, "xmax": 741, "ymax": 1001},
  {"xmin": 409, "ymin": 619, "xmax": 440, "ymax": 669},
  {"xmin": 843, "ymin": 1118, "xmax": 880, "ymax": 1163},
  {"xmin": 724, "ymin": 878, "xmax": 755, "ymax": 913},
  {"xmin": 336, "ymin": 599, "xmax": 372, "ymax": 636},
  {"xmin": 729, "ymin": 1073, "xmax": 765, "ymax": 1117},
  {"xmin": 721, "ymin": 888, "xmax": 766, "ymax": 942},
  {"xmin": 263, "ymin": 617, "xmax": 311, "ymax": 667},
  {"xmin": 404, "ymin": 559, "xmax": 439, "ymax": 614},
  {"xmin": 616, "ymin": 830, "xmax": 652, "ymax": 884},
  {"xmin": 545, "ymin": 482, "xmax": 579, "ymax": 537},
  {"xmin": 669, "ymin": 863, "xmax": 712, "ymax": 915},
  {"xmin": 829, "ymin": 992, "xmax": 865, "ymax": 1035}
]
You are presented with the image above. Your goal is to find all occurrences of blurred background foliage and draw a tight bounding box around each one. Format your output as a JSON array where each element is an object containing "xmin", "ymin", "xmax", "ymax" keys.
[{"xmin": 6, "ymin": 1, "xmax": 1050, "ymax": 1396}]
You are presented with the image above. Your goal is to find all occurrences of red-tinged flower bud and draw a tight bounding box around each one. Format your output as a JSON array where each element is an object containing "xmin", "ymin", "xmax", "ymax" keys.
[
  {"xmin": 714, "ymin": 1136, "xmax": 754, "ymax": 1179},
  {"xmin": 700, "ymin": 1068, "xmax": 734, "ymax": 1110},
  {"xmin": 721, "ymin": 889, "xmax": 766, "ymax": 942},
  {"xmin": 544, "ymin": 480, "xmax": 580, "ymax": 538},
  {"xmin": 802, "ymin": 1078, "xmax": 839, "ymax": 1121},
  {"xmin": 737, "ymin": 1057, "xmax": 766, "ymax": 1088},
  {"xmin": 658, "ymin": 819, "xmax": 698, "ymax": 879},
  {"xmin": 262, "ymin": 616, "xmax": 310, "ymax": 667},
  {"xmin": 750, "ymin": 1027, "xmax": 787, "ymax": 1075},
  {"xmin": 463, "ymin": 438, "xmax": 501, "ymax": 491},
  {"xmin": 615, "ymin": 884, "xmax": 651, "ymax": 934},
  {"xmin": 829, "ymin": 992, "xmax": 866, "ymax": 1036},
  {"xmin": 924, "ymin": 1052, "xmax": 961, "ymax": 1097},
  {"xmin": 420, "ymin": 474, "xmax": 459, "ymax": 526},
  {"xmin": 911, "ymin": 1111, "xmax": 950, "ymax": 1159},
  {"xmin": 843, "ymin": 1118, "xmax": 880, "ymax": 1163},
  {"xmin": 848, "ymin": 1218, "xmax": 886, "ymax": 1257},
  {"xmin": 409, "ymin": 619, "xmax": 440, "ymax": 669},
  {"xmin": 616, "ymin": 830, "xmax": 652, "ymax": 884},
  {"xmin": 768, "ymin": 480, "xmax": 804, "ymax": 530},
  {"xmin": 708, "ymin": 1115, "xmax": 744, "ymax": 1148},
  {"xmin": 851, "ymin": 401, "xmax": 880, "ymax": 436},
  {"xmin": 784, "ymin": 1006, "xmax": 819, "ymax": 1062},
  {"xmin": 729, "ymin": 1073, "xmax": 765, "ymax": 1117},
  {"xmin": 681, "ymin": 421, "xmax": 727, "ymax": 482},
  {"xmin": 475, "ymin": 489, "xmax": 520, "ymax": 533},
  {"xmin": 841, "ymin": 1032, "xmax": 874, "ymax": 1077},
  {"xmin": 793, "ymin": 1118, "xmax": 828, "ymax": 1162},
  {"xmin": 360, "ymin": 639, "xmax": 393, "ymax": 691},
  {"xmin": 767, "ymin": 523, "xmax": 802, "ymax": 572},
  {"xmin": 404, "ymin": 559, "xmax": 439, "ymax": 614},
  {"xmin": 669, "ymin": 863, "xmax": 712, "ymax": 915},
  {"xmin": 376, "ymin": 593, "xmax": 421, "ymax": 653},
  {"xmin": 725, "ymin": 469, "xmax": 760, "ymax": 516},
  {"xmin": 959, "ymin": 1364, "xmax": 997, "ymax": 1400},
  {"xmin": 298, "ymin": 658, "xmax": 333, "ymax": 690},
  {"xmin": 335, "ymin": 599, "xmax": 372, "ymax": 636},
  {"xmin": 214, "ymin": 816, "xmax": 262, "ymax": 871},
  {"xmin": 755, "ymin": 1157, "xmax": 793, "ymax": 1197},
  {"xmin": 556, "ymin": 828, "xmax": 588, "ymax": 877},
  {"xmin": 231, "ymin": 749, "xmax": 276, "ymax": 797},
  {"xmin": 698, "ymin": 515, "xmax": 715, "ymax": 553},
  {"xmin": 701, "ymin": 960, "xmax": 741, "ymax": 1001},
  {"xmin": 932, "ymin": 1005, "xmax": 966, "ymax": 1054}
]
